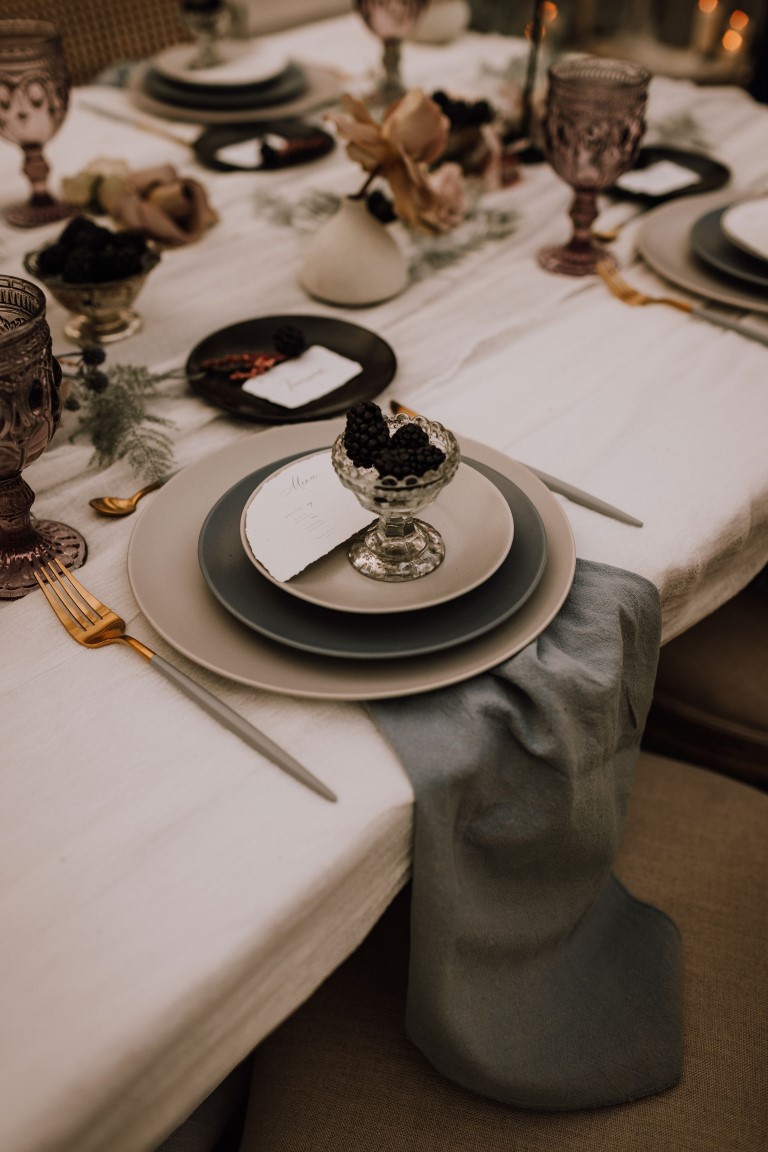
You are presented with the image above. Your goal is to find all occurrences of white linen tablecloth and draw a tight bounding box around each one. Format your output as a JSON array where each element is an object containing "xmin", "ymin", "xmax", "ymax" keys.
[{"xmin": 1, "ymin": 15, "xmax": 768, "ymax": 1152}]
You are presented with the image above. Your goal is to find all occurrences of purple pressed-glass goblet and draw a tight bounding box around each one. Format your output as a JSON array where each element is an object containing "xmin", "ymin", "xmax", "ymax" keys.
[
  {"xmin": 0, "ymin": 20, "xmax": 72, "ymax": 229},
  {"xmin": 538, "ymin": 55, "xmax": 650, "ymax": 277},
  {"xmin": 355, "ymin": 0, "xmax": 430, "ymax": 106},
  {"xmin": 0, "ymin": 276, "xmax": 86, "ymax": 599}
]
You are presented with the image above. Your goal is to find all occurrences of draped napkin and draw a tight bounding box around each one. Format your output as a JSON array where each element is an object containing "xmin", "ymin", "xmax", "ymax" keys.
[{"xmin": 367, "ymin": 559, "xmax": 682, "ymax": 1111}]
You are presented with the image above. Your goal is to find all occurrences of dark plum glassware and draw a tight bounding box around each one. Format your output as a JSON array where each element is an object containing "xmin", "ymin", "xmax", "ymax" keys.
[
  {"xmin": 538, "ymin": 55, "xmax": 650, "ymax": 276},
  {"xmin": 0, "ymin": 276, "xmax": 86, "ymax": 598},
  {"xmin": 0, "ymin": 20, "xmax": 71, "ymax": 228}
]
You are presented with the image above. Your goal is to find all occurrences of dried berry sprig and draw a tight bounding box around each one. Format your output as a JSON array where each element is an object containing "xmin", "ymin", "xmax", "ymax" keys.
[{"xmin": 200, "ymin": 324, "xmax": 308, "ymax": 383}]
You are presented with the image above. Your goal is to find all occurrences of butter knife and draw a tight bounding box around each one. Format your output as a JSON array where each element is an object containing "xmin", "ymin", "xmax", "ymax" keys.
[{"xmin": 389, "ymin": 401, "xmax": 643, "ymax": 527}]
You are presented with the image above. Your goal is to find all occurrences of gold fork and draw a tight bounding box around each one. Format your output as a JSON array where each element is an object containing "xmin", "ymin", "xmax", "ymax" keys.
[
  {"xmin": 33, "ymin": 558, "xmax": 336, "ymax": 802},
  {"xmin": 596, "ymin": 260, "xmax": 768, "ymax": 347},
  {"xmin": 597, "ymin": 260, "xmax": 691, "ymax": 313}
]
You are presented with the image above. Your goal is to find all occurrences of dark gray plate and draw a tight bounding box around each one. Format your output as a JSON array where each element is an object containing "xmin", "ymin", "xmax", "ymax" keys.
[
  {"xmin": 143, "ymin": 61, "xmax": 306, "ymax": 111},
  {"xmin": 690, "ymin": 206, "xmax": 768, "ymax": 290},
  {"xmin": 198, "ymin": 454, "xmax": 548, "ymax": 660}
]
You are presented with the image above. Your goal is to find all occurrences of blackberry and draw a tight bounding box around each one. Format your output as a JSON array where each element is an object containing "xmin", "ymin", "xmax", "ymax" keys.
[
  {"xmin": 84, "ymin": 369, "xmax": 109, "ymax": 393},
  {"xmin": 374, "ymin": 447, "xmax": 418, "ymax": 481},
  {"xmin": 81, "ymin": 344, "xmax": 106, "ymax": 366},
  {"xmin": 92, "ymin": 247, "xmax": 143, "ymax": 281},
  {"xmin": 366, "ymin": 189, "xmax": 397, "ymax": 225},
  {"xmin": 408, "ymin": 444, "xmax": 446, "ymax": 474},
  {"xmin": 374, "ymin": 441, "xmax": 446, "ymax": 480},
  {"xmin": 390, "ymin": 423, "xmax": 429, "ymax": 451},
  {"xmin": 343, "ymin": 401, "xmax": 391, "ymax": 468},
  {"xmin": 58, "ymin": 215, "xmax": 106, "ymax": 251},
  {"xmin": 273, "ymin": 324, "xmax": 307, "ymax": 358},
  {"xmin": 35, "ymin": 242, "xmax": 68, "ymax": 276},
  {"xmin": 62, "ymin": 248, "xmax": 99, "ymax": 283}
]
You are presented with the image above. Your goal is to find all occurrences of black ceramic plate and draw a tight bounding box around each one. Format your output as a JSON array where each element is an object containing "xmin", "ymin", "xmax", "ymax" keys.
[
  {"xmin": 193, "ymin": 120, "xmax": 334, "ymax": 172},
  {"xmin": 142, "ymin": 61, "xmax": 306, "ymax": 111},
  {"xmin": 610, "ymin": 145, "xmax": 730, "ymax": 204},
  {"xmin": 186, "ymin": 315, "xmax": 397, "ymax": 423},
  {"xmin": 198, "ymin": 453, "xmax": 548, "ymax": 660},
  {"xmin": 690, "ymin": 205, "xmax": 768, "ymax": 290}
]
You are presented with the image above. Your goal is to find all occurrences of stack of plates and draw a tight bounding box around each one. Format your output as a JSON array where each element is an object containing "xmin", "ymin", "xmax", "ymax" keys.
[
  {"xmin": 129, "ymin": 39, "xmax": 341, "ymax": 124},
  {"xmin": 637, "ymin": 191, "xmax": 768, "ymax": 317},
  {"xmin": 127, "ymin": 421, "xmax": 577, "ymax": 701}
]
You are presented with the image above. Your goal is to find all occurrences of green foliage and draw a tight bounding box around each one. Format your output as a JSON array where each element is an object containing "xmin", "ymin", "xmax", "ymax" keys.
[{"xmin": 71, "ymin": 362, "xmax": 176, "ymax": 483}]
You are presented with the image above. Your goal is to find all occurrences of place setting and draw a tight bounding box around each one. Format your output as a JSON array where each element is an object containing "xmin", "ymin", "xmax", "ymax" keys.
[
  {"xmin": 635, "ymin": 188, "xmax": 768, "ymax": 319},
  {"xmin": 127, "ymin": 3, "xmax": 343, "ymax": 125},
  {"xmin": 127, "ymin": 404, "xmax": 576, "ymax": 701}
]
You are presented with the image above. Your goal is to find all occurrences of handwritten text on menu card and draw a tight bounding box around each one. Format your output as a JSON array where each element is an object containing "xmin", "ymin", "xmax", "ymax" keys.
[
  {"xmin": 241, "ymin": 345, "xmax": 362, "ymax": 409},
  {"xmin": 243, "ymin": 451, "xmax": 373, "ymax": 582}
]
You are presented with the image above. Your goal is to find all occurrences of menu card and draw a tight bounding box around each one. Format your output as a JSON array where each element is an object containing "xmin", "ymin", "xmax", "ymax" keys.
[
  {"xmin": 241, "ymin": 345, "xmax": 362, "ymax": 409},
  {"xmin": 243, "ymin": 451, "xmax": 372, "ymax": 582}
]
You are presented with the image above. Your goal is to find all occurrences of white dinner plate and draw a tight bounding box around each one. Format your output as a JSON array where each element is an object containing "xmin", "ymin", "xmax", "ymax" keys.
[
  {"xmin": 721, "ymin": 198, "xmax": 768, "ymax": 264},
  {"xmin": 240, "ymin": 455, "xmax": 515, "ymax": 615},
  {"xmin": 152, "ymin": 40, "xmax": 290, "ymax": 87},
  {"xmin": 636, "ymin": 192, "xmax": 768, "ymax": 315},
  {"xmin": 127, "ymin": 420, "xmax": 576, "ymax": 701}
]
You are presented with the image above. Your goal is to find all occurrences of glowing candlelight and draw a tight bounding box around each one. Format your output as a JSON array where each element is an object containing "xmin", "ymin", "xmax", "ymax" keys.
[{"xmin": 691, "ymin": 0, "xmax": 722, "ymax": 55}]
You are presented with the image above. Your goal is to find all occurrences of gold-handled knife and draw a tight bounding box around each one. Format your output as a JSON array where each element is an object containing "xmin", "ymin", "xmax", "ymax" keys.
[{"xmin": 389, "ymin": 401, "xmax": 643, "ymax": 528}]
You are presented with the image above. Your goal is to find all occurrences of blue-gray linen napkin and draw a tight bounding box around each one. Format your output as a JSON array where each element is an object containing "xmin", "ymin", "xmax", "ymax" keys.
[{"xmin": 367, "ymin": 559, "xmax": 682, "ymax": 1111}]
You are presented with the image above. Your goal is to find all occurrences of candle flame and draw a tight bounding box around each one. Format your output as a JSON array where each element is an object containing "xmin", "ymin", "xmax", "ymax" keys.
[
  {"xmin": 542, "ymin": 2, "xmax": 558, "ymax": 22},
  {"xmin": 698, "ymin": 0, "xmax": 718, "ymax": 13},
  {"xmin": 721, "ymin": 28, "xmax": 743, "ymax": 51},
  {"xmin": 728, "ymin": 9, "xmax": 749, "ymax": 30}
]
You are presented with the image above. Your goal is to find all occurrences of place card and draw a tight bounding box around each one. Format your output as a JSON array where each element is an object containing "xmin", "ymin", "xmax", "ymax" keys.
[
  {"xmin": 215, "ymin": 139, "xmax": 260, "ymax": 168},
  {"xmin": 241, "ymin": 344, "xmax": 362, "ymax": 409},
  {"xmin": 616, "ymin": 160, "xmax": 701, "ymax": 197},
  {"xmin": 243, "ymin": 451, "xmax": 373, "ymax": 582}
]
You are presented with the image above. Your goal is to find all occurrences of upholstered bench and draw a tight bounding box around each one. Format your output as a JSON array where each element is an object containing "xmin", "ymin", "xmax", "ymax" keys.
[{"xmin": 235, "ymin": 752, "xmax": 768, "ymax": 1152}]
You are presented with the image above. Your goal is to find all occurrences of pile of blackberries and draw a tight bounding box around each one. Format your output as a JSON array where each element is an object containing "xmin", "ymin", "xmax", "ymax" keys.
[
  {"xmin": 34, "ymin": 216, "xmax": 153, "ymax": 284},
  {"xmin": 343, "ymin": 402, "xmax": 446, "ymax": 480},
  {"xmin": 432, "ymin": 90, "xmax": 494, "ymax": 129}
]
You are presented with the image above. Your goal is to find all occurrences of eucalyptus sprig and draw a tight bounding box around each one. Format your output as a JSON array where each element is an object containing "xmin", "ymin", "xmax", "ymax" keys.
[{"xmin": 58, "ymin": 346, "xmax": 177, "ymax": 483}]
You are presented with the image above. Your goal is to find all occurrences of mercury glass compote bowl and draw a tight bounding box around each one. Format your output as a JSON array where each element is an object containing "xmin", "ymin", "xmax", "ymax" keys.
[
  {"xmin": 24, "ymin": 247, "xmax": 161, "ymax": 345},
  {"xmin": 355, "ymin": 0, "xmax": 430, "ymax": 106},
  {"xmin": 332, "ymin": 412, "xmax": 460, "ymax": 582},
  {"xmin": 0, "ymin": 276, "xmax": 86, "ymax": 599},
  {"xmin": 538, "ymin": 55, "xmax": 650, "ymax": 276},
  {"xmin": 0, "ymin": 20, "xmax": 71, "ymax": 228}
]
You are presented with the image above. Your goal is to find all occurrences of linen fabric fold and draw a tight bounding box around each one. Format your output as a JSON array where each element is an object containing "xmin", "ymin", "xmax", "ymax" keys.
[{"xmin": 367, "ymin": 559, "xmax": 682, "ymax": 1111}]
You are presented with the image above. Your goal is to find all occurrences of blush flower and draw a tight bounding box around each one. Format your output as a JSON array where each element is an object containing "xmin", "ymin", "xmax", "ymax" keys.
[{"xmin": 327, "ymin": 90, "xmax": 467, "ymax": 233}]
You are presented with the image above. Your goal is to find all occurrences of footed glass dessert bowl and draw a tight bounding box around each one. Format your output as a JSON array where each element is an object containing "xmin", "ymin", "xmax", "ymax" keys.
[
  {"xmin": 24, "ymin": 247, "xmax": 160, "ymax": 344},
  {"xmin": 332, "ymin": 405, "xmax": 460, "ymax": 582}
]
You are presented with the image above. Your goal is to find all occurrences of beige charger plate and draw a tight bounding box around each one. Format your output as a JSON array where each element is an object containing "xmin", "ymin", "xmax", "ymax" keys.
[
  {"xmin": 240, "ymin": 455, "xmax": 515, "ymax": 614},
  {"xmin": 129, "ymin": 61, "xmax": 342, "ymax": 124},
  {"xmin": 636, "ymin": 192, "xmax": 768, "ymax": 315},
  {"xmin": 127, "ymin": 420, "xmax": 576, "ymax": 701}
]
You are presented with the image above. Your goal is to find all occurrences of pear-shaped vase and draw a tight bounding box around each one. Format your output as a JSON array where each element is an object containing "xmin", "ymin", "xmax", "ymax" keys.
[{"xmin": 300, "ymin": 196, "xmax": 408, "ymax": 307}]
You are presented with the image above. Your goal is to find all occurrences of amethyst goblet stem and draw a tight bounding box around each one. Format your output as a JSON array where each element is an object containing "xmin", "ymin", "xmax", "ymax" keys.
[
  {"xmin": 538, "ymin": 55, "xmax": 650, "ymax": 277},
  {"xmin": 0, "ymin": 20, "xmax": 72, "ymax": 228},
  {"xmin": 0, "ymin": 276, "xmax": 86, "ymax": 599}
]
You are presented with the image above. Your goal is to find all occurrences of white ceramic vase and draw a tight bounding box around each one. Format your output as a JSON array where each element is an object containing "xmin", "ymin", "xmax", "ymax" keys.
[{"xmin": 300, "ymin": 196, "xmax": 408, "ymax": 307}]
